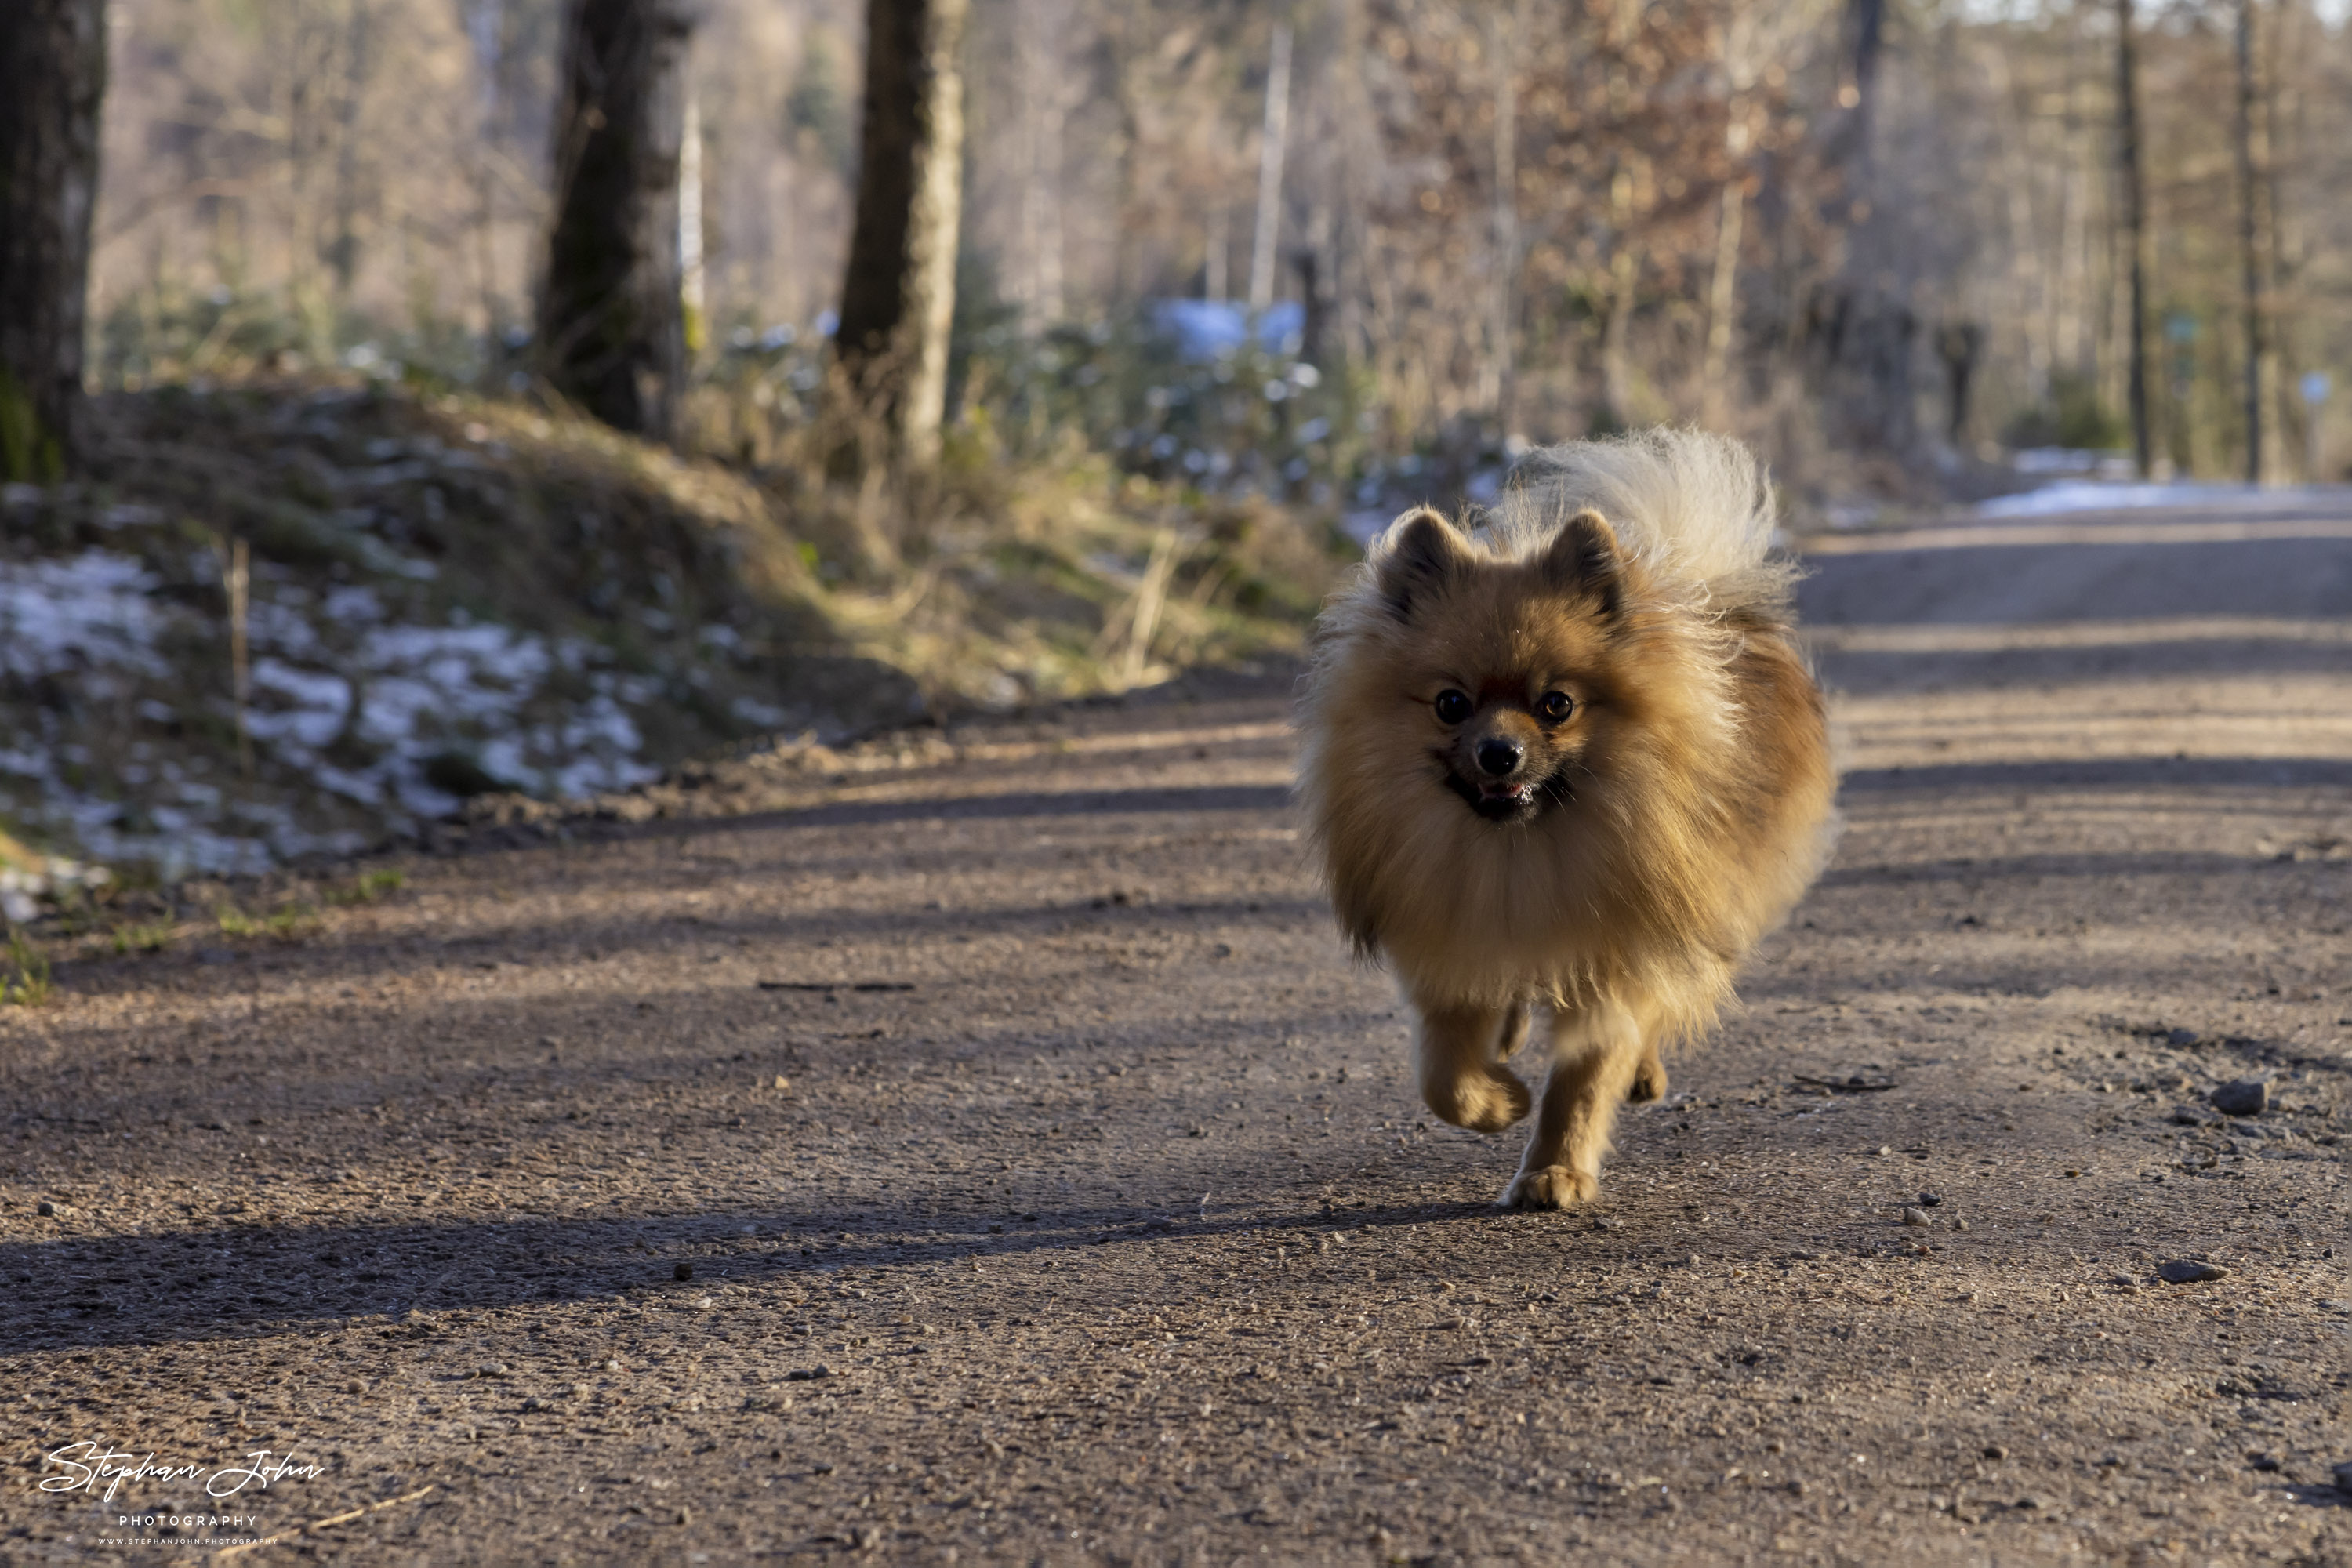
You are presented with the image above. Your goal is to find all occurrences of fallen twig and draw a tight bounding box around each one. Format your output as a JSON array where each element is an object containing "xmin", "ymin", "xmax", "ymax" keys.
[{"xmin": 212, "ymin": 1483, "xmax": 435, "ymax": 1559}]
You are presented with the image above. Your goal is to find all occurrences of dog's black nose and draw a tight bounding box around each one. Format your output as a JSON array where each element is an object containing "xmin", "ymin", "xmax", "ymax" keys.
[{"xmin": 1475, "ymin": 738, "xmax": 1523, "ymax": 777}]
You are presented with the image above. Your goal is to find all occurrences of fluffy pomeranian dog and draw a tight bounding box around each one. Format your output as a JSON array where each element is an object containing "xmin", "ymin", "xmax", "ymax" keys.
[{"xmin": 1296, "ymin": 430, "xmax": 1835, "ymax": 1209}]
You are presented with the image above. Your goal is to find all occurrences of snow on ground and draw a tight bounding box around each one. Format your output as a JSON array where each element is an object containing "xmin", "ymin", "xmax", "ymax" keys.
[
  {"xmin": 0, "ymin": 547, "xmax": 659, "ymax": 881},
  {"xmin": 0, "ymin": 553, "xmax": 171, "ymax": 681},
  {"xmin": 1977, "ymin": 480, "xmax": 2348, "ymax": 518}
]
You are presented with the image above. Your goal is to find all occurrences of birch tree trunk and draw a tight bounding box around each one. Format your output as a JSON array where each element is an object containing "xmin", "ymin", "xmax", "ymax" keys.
[
  {"xmin": 1487, "ymin": 0, "xmax": 1525, "ymax": 430},
  {"xmin": 1700, "ymin": 0, "xmax": 1755, "ymax": 430},
  {"xmin": 0, "ymin": 0, "xmax": 108, "ymax": 481},
  {"xmin": 1600, "ymin": 161, "xmax": 1640, "ymax": 426},
  {"xmin": 836, "ymin": 0, "xmax": 969, "ymax": 466},
  {"xmin": 1014, "ymin": 0, "xmax": 1069, "ymax": 336},
  {"xmin": 539, "ymin": 0, "xmax": 692, "ymax": 440},
  {"xmin": 1247, "ymin": 23, "xmax": 1293, "ymax": 316}
]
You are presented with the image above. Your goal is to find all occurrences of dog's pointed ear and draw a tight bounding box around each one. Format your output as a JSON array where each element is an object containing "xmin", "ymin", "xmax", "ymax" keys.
[
  {"xmin": 1539, "ymin": 508, "xmax": 1624, "ymax": 619},
  {"xmin": 1376, "ymin": 507, "xmax": 1473, "ymax": 621}
]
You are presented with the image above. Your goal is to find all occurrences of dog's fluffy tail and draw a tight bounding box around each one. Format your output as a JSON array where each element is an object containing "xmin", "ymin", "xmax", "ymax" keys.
[{"xmin": 1494, "ymin": 428, "xmax": 1788, "ymax": 608}]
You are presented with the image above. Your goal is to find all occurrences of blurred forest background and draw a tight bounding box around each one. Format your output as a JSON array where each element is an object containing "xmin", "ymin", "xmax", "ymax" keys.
[
  {"xmin": 82, "ymin": 0, "xmax": 2352, "ymax": 486},
  {"xmin": 2, "ymin": 0, "xmax": 2351, "ymax": 916}
]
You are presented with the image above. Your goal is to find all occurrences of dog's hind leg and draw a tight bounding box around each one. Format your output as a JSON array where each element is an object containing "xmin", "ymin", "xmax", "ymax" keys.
[
  {"xmin": 1410, "ymin": 999, "xmax": 1532, "ymax": 1134},
  {"xmin": 1501, "ymin": 997, "xmax": 1646, "ymax": 1209},
  {"xmin": 1626, "ymin": 1041, "xmax": 1668, "ymax": 1104},
  {"xmin": 1496, "ymin": 1001, "xmax": 1531, "ymax": 1063}
]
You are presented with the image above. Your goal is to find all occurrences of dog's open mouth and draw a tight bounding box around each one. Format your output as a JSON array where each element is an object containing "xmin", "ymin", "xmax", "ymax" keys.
[{"xmin": 1444, "ymin": 771, "xmax": 1546, "ymax": 822}]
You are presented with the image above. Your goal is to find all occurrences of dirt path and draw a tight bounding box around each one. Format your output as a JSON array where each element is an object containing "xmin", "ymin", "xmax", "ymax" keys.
[{"xmin": 5, "ymin": 498, "xmax": 2350, "ymax": 1566}]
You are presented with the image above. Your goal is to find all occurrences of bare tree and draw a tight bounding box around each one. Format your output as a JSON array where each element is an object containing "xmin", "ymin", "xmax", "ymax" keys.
[
  {"xmin": 1247, "ymin": 21, "xmax": 1294, "ymax": 316},
  {"xmin": 1486, "ymin": 0, "xmax": 1523, "ymax": 428},
  {"xmin": 2234, "ymin": 0, "xmax": 2274, "ymax": 484},
  {"xmin": 2116, "ymin": 0, "xmax": 2152, "ymax": 476},
  {"xmin": 836, "ymin": 0, "xmax": 970, "ymax": 466},
  {"xmin": 0, "ymin": 0, "xmax": 108, "ymax": 480},
  {"xmin": 539, "ymin": 0, "xmax": 692, "ymax": 440}
]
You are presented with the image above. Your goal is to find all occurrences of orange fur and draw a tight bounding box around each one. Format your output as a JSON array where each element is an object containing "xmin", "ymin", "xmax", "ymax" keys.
[{"xmin": 1295, "ymin": 430, "xmax": 1835, "ymax": 1207}]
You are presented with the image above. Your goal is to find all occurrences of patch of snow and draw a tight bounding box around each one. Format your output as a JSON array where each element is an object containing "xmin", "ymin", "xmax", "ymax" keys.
[
  {"xmin": 248, "ymin": 659, "xmax": 353, "ymax": 747},
  {"xmin": 0, "ymin": 547, "xmax": 671, "ymax": 885},
  {"xmin": 731, "ymin": 696, "xmax": 792, "ymax": 729},
  {"xmin": 0, "ymin": 551, "xmax": 171, "ymax": 679},
  {"xmin": 2009, "ymin": 447, "xmax": 2136, "ymax": 477},
  {"xmin": 1977, "ymin": 481, "xmax": 2341, "ymax": 518}
]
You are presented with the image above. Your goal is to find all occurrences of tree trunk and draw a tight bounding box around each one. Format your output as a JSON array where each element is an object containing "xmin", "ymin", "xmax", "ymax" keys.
[
  {"xmin": 539, "ymin": 0, "xmax": 692, "ymax": 441},
  {"xmin": 1842, "ymin": 0, "xmax": 1883, "ymax": 169},
  {"xmin": 0, "ymin": 0, "xmax": 107, "ymax": 481},
  {"xmin": 1247, "ymin": 23, "xmax": 1293, "ymax": 317},
  {"xmin": 1487, "ymin": 0, "xmax": 1524, "ymax": 430},
  {"xmin": 836, "ymin": 0, "xmax": 969, "ymax": 466},
  {"xmin": 1701, "ymin": 0, "xmax": 1755, "ymax": 429},
  {"xmin": 2114, "ymin": 0, "xmax": 2152, "ymax": 477},
  {"xmin": 1600, "ymin": 159, "xmax": 1641, "ymax": 426},
  {"xmin": 1014, "ymin": 0, "xmax": 1068, "ymax": 336},
  {"xmin": 2234, "ymin": 0, "xmax": 2274, "ymax": 485},
  {"xmin": 679, "ymin": 69, "xmax": 706, "ymax": 357}
]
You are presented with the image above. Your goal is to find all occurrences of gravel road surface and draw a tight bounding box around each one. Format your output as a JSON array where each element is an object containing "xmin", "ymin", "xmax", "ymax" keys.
[{"xmin": 5, "ymin": 496, "xmax": 2350, "ymax": 1566}]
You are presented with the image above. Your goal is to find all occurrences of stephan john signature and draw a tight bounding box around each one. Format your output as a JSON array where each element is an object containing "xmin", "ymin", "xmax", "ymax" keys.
[{"xmin": 41, "ymin": 1441, "xmax": 325, "ymax": 1503}]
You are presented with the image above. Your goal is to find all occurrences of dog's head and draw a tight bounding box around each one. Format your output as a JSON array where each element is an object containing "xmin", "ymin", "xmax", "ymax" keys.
[{"xmin": 1365, "ymin": 505, "xmax": 1630, "ymax": 827}]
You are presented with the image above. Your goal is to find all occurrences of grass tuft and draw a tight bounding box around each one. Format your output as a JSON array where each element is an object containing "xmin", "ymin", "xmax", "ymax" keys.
[
  {"xmin": 2, "ymin": 927, "xmax": 54, "ymax": 1006},
  {"xmin": 215, "ymin": 901, "xmax": 318, "ymax": 941},
  {"xmin": 325, "ymin": 869, "xmax": 408, "ymax": 906},
  {"xmin": 108, "ymin": 919, "xmax": 178, "ymax": 955}
]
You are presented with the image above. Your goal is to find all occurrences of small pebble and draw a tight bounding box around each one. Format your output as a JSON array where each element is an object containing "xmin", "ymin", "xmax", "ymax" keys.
[
  {"xmin": 2210, "ymin": 1078, "xmax": 2269, "ymax": 1116},
  {"xmin": 477, "ymin": 1362, "xmax": 508, "ymax": 1377},
  {"xmin": 2158, "ymin": 1259, "xmax": 2227, "ymax": 1284},
  {"xmin": 1918, "ymin": 1193, "xmax": 1942, "ymax": 1207},
  {"xmin": 1982, "ymin": 1445, "xmax": 2007, "ymax": 1461},
  {"xmin": 1954, "ymin": 1219, "xmax": 1971, "ymax": 1232},
  {"xmin": 2247, "ymin": 1452, "xmax": 2280, "ymax": 1472},
  {"xmin": 1901, "ymin": 1207, "xmax": 1931, "ymax": 1227},
  {"xmin": 772, "ymin": 1075, "xmax": 791, "ymax": 1091},
  {"xmin": 35, "ymin": 1200, "xmax": 55, "ymax": 1216},
  {"xmin": 2169, "ymin": 1106, "xmax": 2207, "ymax": 1126},
  {"xmin": 674, "ymin": 1261, "xmax": 694, "ymax": 1282}
]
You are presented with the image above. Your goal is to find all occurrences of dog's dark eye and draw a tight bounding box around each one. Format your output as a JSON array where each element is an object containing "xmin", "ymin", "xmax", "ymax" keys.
[
  {"xmin": 1433, "ymin": 689, "xmax": 1472, "ymax": 724},
  {"xmin": 1536, "ymin": 691, "xmax": 1574, "ymax": 723}
]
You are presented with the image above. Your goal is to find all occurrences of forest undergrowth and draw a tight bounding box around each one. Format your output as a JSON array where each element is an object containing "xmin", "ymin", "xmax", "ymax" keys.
[{"xmin": 0, "ymin": 367, "xmax": 1348, "ymax": 928}]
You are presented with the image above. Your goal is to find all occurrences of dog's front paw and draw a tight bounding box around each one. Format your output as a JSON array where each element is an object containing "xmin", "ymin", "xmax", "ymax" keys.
[
  {"xmin": 1627, "ymin": 1052, "xmax": 1668, "ymax": 1104},
  {"xmin": 1423, "ymin": 1067, "xmax": 1531, "ymax": 1134},
  {"xmin": 1501, "ymin": 1164, "xmax": 1599, "ymax": 1210}
]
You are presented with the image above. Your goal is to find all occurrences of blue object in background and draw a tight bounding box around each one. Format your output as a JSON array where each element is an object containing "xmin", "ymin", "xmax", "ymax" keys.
[{"xmin": 1150, "ymin": 300, "xmax": 1305, "ymax": 361}]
